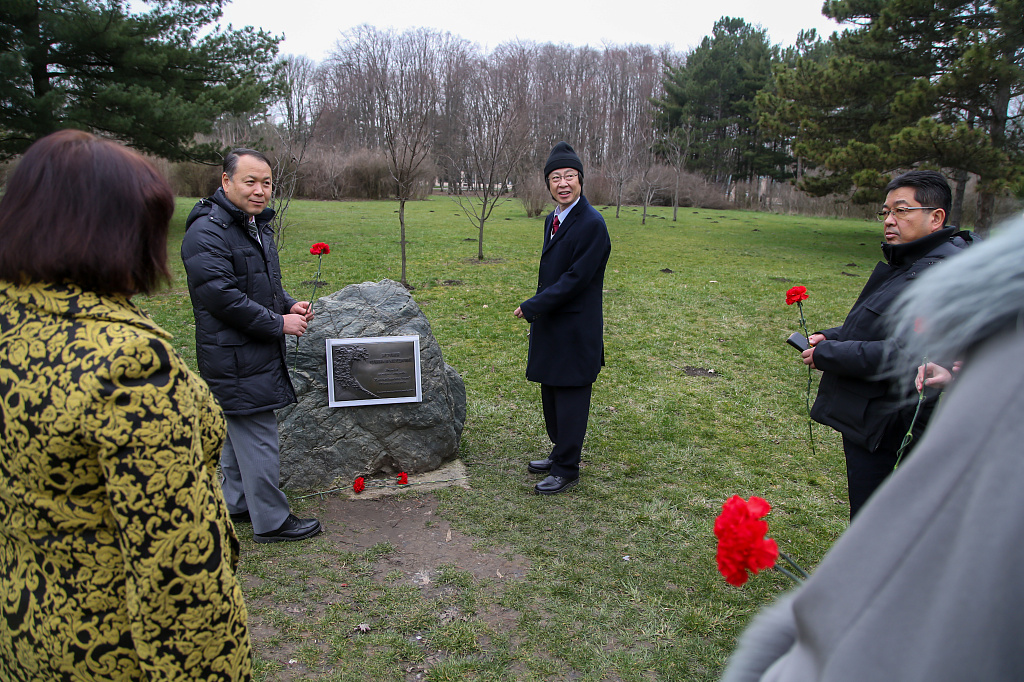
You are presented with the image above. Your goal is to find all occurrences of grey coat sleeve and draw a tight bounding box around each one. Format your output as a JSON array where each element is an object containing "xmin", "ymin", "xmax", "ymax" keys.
[{"xmin": 720, "ymin": 592, "xmax": 799, "ymax": 682}]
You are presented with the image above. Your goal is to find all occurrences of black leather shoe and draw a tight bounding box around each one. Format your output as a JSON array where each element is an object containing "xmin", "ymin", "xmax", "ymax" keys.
[
  {"xmin": 528, "ymin": 458, "xmax": 553, "ymax": 474},
  {"xmin": 534, "ymin": 475, "xmax": 578, "ymax": 495},
  {"xmin": 229, "ymin": 510, "xmax": 251, "ymax": 524},
  {"xmin": 254, "ymin": 514, "xmax": 322, "ymax": 543}
]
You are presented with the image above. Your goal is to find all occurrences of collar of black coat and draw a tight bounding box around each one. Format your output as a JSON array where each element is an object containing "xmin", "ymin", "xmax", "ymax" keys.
[
  {"xmin": 881, "ymin": 225, "xmax": 958, "ymax": 266},
  {"xmin": 209, "ymin": 187, "xmax": 276, "ymax": 228}
]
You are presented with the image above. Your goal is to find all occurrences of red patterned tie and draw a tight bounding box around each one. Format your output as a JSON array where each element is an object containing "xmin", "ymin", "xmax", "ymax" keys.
[{"xmin": 551, "ymin": 214, "xmax": 560, "ymax": 236}]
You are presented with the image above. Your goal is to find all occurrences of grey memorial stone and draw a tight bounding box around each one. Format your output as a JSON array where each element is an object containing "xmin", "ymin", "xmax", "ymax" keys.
[{"xmin": 278, "ymin": 279, "xmax": 466, "ymax": 490}]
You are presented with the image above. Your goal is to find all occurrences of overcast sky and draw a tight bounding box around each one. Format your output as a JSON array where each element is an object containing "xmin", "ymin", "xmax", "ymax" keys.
[{"xmin": 217, "ymin": 0, "xmax": 845, "ymax": 62}]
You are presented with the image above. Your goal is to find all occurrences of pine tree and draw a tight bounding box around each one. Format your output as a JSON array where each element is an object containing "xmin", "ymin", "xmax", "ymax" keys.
[
  {"xmin": 656, "ymin": 17, "xmax": 789, "ymax": 184},
  {"xmin": 759, "ymin": 0, "xmax": 1024, "ymax": 230},
  {"xmin": 0, "ymin": 0, "xmax": 280, "ymax": 160}
]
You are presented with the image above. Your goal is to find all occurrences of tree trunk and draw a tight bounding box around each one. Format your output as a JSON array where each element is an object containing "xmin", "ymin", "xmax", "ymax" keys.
[
  {"xmin": 673, "ymin": 171, "xmax": 679, "ymax": 222},
  {"xmin": 976, "ymin": 85, "xmax": 1011, "ymax": 236},
  {"xmin": 399, "ymin": 199, "xmax": 408, "ymax": 286},
  {"xmin": 477, "ymin": 212, "xmax": 485, "ymax": 260},
  {"xmin": 950, "ymin": 168, "xmax": 968, "ymax": 228},
  {"xmin": 975, "ymin": 192, "xmax": 995, "ymax": 236}
]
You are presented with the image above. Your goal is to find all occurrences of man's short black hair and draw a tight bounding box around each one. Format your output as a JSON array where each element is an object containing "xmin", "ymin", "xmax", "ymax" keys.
[
  {"xmin": 885, "ymin": 170, "xmax": 952, "ymax": 225},
  {"xmin": 224, "ymin": 148, "xmax": 272, "ymax": 177}
]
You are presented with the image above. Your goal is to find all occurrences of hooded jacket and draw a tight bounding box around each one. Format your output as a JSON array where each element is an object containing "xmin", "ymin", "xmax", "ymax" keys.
[{"xmin": 181, "ymin": 188, "xmax": 297, "ymax": 415}]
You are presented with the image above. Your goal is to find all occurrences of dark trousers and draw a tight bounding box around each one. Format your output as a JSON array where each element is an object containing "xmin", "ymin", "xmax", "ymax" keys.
[
  {"xmin": 842, "ymin": 427, "xmax": 909, "ymax": 520},
  {"xmin": 540, "ymin": 383, "xmax": 593, "ymax": 479}
]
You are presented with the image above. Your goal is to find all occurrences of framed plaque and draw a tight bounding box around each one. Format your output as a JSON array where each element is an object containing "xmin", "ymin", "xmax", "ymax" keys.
[{"xmin": 326, "ymin": 335, "xmax": 423, "ymax": 407}]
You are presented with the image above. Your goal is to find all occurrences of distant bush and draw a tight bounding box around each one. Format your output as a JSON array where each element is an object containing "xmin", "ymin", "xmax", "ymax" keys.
[
  {"xmin": 298, "ymin": 147, "xmax": 392, "ymax": 200},
  {"xmin": 163, "ymin": 160, "xmax": 220, "ymax": 197},
  {"xmin": 580, "ymin": 171, "xmax": 615, "ymax": 207},
  {"xmin": 516, "ymin": 174, "xmax": 550, "ymax": 218}
]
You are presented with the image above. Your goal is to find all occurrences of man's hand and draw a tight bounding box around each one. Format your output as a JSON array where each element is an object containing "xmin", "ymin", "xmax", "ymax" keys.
[
  {"xmin": 282, "ymin": 314, "xmax": 308, "ymax": 336},
  {"xmin": 802, "ymin": 334, "xmax": 826, "ymax": 369},
  {"xmin": 291, "ymin": 301, "xmax": 314, "ymax": 321},
  {"xmin": 915, "ymin": 361, "xmax": 961, "ymax": 391},
  {"xmin": 513, "ymin": 306, "xmax": 524, "ymax": 319}
]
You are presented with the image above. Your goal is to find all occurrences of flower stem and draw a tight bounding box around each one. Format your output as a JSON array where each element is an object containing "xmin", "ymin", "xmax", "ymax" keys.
[
  {"xmin": 797, "ymin": 301, "xmax": 816, "ymax": 458},
  {"xmin": 774, "ymin": 564, "xmax": 804, "ymax": 585},
  {"xmin": 895, "ymin": 356, "xmax": 927, "ymax": 468},
  {"xmin": 779, "ymin": 551, "xmax": 810, "ymax": 580},
  {"xmin": 292, "ymin": 254, "xmax": 323, "ymax": 371}
]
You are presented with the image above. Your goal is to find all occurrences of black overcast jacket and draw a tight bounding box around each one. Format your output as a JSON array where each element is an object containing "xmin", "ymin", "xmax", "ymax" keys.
[
  {"xmin": 181, "ymin": 189, "xmax": 297, "ymax": 415},
  {"xmin": 810, "ymin": 226, "xmax": 967, "ymax": 450},
  {"xmin": 519, "ymin": 195, "xmax": 611, "ymax": 386}
]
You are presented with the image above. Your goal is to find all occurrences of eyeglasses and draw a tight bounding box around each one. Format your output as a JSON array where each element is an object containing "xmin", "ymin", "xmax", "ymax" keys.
[
  {"xmin": 875, "ymin": 206, "xmax": 937, "ymax": 221},
  {"xmin": 548, "ymin": 172, "xmax": 579, "ymax": 184}
]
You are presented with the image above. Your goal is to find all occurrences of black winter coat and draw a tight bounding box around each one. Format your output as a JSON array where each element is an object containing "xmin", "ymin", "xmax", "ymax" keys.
[
  {"xmin": 519, "ymin": 195, "xmax": 611, "ymax": 386},
  {"xmin": 181, "ymin": 189, "xmax": 297, "ymax": 415},
  {"xmin": 810, "ymin": 226, "xmax": 967, "ymax": 450}
]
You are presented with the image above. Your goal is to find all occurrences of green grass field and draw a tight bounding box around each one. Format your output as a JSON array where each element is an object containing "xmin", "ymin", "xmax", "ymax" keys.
[{"xmin": 143, "ymin": 196, "xmax": 885, "ymax": 680}]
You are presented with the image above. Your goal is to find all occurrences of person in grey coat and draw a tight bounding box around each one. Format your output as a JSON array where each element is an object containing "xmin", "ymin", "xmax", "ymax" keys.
[
  {"xmin": 182, "ymin": 148, "xmax": 321, "ymax": 543},
  {"xmin": 514, "ymin": 142, "xmax": 611, "ymax": 495},
  {"xmin": 722, "ymin": 213, "xmax": 1024, "ymax": 682}
]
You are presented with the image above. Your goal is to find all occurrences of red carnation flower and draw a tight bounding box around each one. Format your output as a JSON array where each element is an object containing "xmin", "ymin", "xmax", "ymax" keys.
[
  {"xmin": 714, "ymin": 495, "xmax": 779, "ymax": 586},
  {"xmin": 310, "ymin": 242, "xmax": 330, "ymax": 255},
  {"xmin": 397, "ymin": 472, "xmax": 408, "ymax": 485},
  {"xmin": 785, "ymin": 285, "xmax": 808, "ymax": 305},
  {"xmin": 353, "ymin": 477, "xmax": 365, "ymax": 493}
]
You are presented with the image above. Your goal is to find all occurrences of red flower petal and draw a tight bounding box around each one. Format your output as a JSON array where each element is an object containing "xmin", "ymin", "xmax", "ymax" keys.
[
  {"xmin": 713, "ymin": 495, "xmax": 779, "ymax": 586},
  {"xmin": 397, "ymin": 472, "xmax": 408, "ymax": 485},
  {"xmin": 785, "ymin": 285, "xmax": 808, "ymax": 305},
  {"xmin": 353, "ymin": 477, "xmax": 365, "ymax": 493}
]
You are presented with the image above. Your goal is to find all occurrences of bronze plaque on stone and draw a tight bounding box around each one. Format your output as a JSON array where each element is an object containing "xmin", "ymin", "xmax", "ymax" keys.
[{"xmin": 326, "ymin": 335, "xmax": 422, "ymax": 407}]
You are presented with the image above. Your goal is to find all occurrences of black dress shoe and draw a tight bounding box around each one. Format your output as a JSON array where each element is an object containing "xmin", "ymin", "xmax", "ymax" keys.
[
  {"xmin": 534, "ymin": 474, "xmax": 578, "ymax": 495},
  {"xmin": 229, "ymin": 510, "xmax": 251, "ymax": 524},
  {"xmin": 254, "ymin": 514, "xmax": 322, "ymax": 543},
  {"xmin": 528, "ymin": 458, "xmax": 553, "ymax": 474}
]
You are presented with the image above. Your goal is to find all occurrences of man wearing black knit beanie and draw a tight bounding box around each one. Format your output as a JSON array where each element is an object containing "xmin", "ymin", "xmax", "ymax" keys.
[{"xmin": 514, "ymin": 142, "xmax": 612, "ymax": 494}]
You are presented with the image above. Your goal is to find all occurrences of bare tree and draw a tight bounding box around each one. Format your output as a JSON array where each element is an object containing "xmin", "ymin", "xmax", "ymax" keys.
[
  {"xmin": 330, "ymin": 26, "xmax": 469, "ymax": 287},
  {"xmin": 599, "ymin": 45, "xmax": 662, "ymax": 217},
  {"xmin": 635, "ymin": 127, "xmax": 667, "ymax": 224},
  {"xmin": 659, "ymin": 124, "xmax": 695, "ymax": 221},
  {"xmin": 268, "ymin": 54, "xmax": 323, "ymax": 250},
  {"xmin": 448, "ymin": 46, "xmax": 533, "ymax": 260}
]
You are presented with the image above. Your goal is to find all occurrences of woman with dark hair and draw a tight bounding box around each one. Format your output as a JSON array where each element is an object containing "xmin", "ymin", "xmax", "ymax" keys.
[{"xmin": 0, "ymin": 130, "xmax": 250, "ymax": 680}]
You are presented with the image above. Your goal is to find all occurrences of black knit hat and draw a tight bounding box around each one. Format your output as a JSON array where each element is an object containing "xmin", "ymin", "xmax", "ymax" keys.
[{"xmin": 544, "ymin": 141, "xmax": 584, "ymax": 179}]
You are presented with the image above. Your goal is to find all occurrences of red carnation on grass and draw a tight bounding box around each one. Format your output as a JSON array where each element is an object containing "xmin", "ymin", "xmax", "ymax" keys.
[
  {"xmin": 397, "ymin": 472, "xmax": 408, "ymax": 485},
  {"xmin": 714, "ymin": 495, "xmax": 779, "ymax": 586},
  {"xmin": 310, "ymin": 242, "xmax": 330, "ymax": 255},
  {"xmin": 353, "ymin": 477, "xmax": 365, "ymax": 493},
  {"xmin": 785, "ymin": 285, "xmax": 808, "ymax": 305}
]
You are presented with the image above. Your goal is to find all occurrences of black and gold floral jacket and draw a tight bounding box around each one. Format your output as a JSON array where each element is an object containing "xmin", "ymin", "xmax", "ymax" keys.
[{"xmin": 0, "ymin": 280, "xmax": 251, "ymax": 680}]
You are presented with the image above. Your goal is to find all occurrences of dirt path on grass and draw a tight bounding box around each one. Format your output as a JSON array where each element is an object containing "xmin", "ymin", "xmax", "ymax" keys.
[{"xmin": 243, "ymin": 492, "xmax": 530, "ymax": 680}]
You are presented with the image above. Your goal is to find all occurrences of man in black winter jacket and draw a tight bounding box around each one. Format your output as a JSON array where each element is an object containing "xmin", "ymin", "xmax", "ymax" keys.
[
  {"xmin": 802, "ymin": 170, "xmax": 970, "ymax": 519},
  {"xmin": 182, "ymin": 149, "xmax": 321, "ymax": 543}
]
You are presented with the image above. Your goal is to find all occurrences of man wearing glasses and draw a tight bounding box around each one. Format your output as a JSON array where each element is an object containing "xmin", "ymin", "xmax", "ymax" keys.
[
  {"xmin": 514, "ymin": 142, "xmax": 612, "ymax": 494},
  {"xmin": 801, "ymin": 170, "xmax": 973, "ymax": 519}
]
